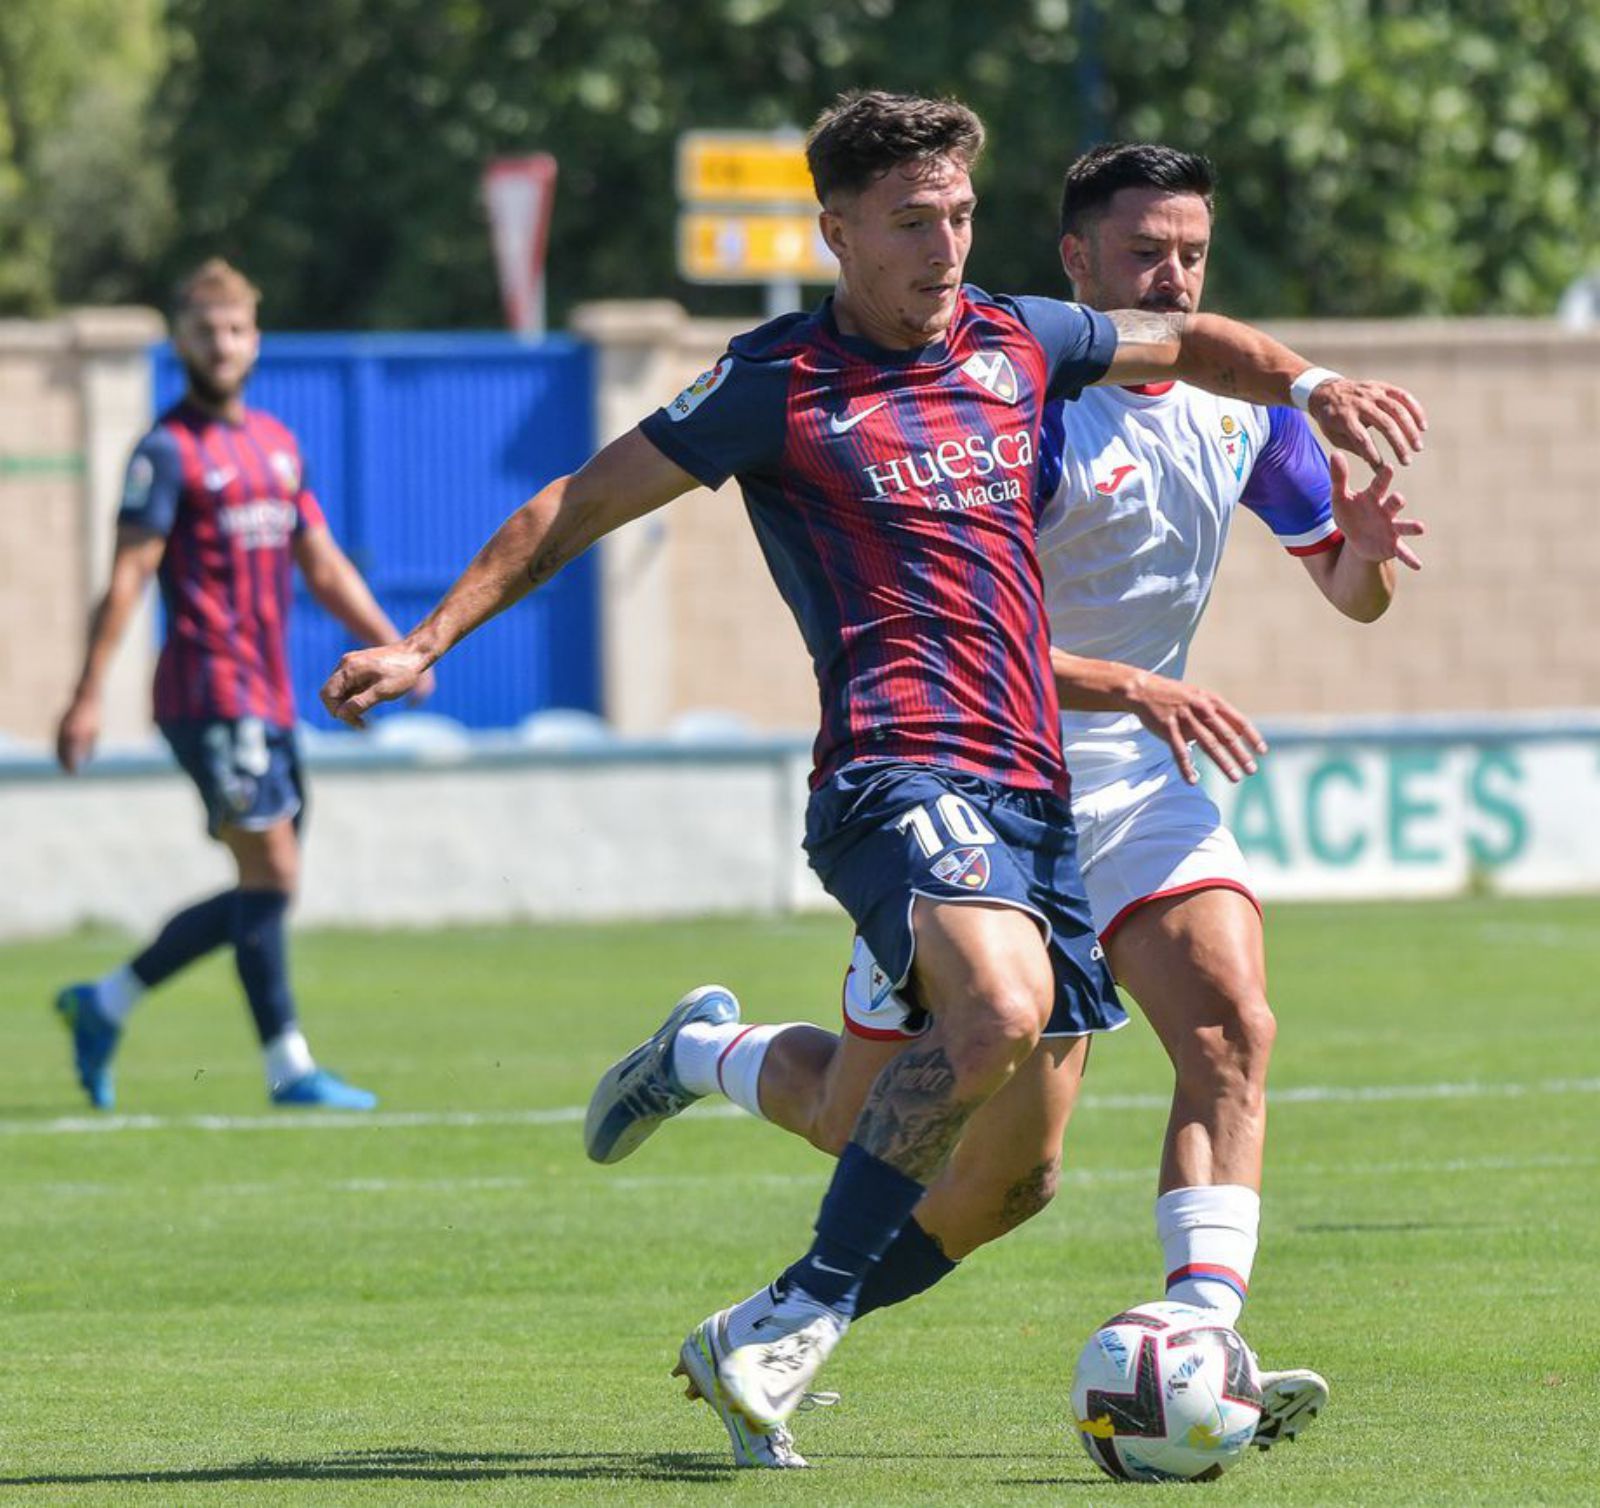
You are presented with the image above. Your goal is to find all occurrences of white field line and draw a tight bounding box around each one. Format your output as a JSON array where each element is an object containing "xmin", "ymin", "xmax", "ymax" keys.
[
  {"xmin": 28, "ymin": 1152, "xmax": 1600, "ymax": 1202},
  {"xmin": 0, "ymin": 1076, "xmax": 1595, "ymax": 1139}
]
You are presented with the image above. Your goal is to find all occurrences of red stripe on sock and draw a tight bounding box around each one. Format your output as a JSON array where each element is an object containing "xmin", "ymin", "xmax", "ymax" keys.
[
  {"xmin": 715, "ymin": 1025, "xmax": 759, "ymax": 1096},
  {"xmin": 1166, "ymin": 1262, "xmax": 1249, "ymax": 1298}
]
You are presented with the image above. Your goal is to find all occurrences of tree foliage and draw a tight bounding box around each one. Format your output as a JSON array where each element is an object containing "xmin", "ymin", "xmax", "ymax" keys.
[
  {"xmin": 0, "ymin": 0, "xmax": 169, "ymax": 313},
  {"xmin": 8, "ymin": 0, "xmax": 1599, "ymax": 324}
]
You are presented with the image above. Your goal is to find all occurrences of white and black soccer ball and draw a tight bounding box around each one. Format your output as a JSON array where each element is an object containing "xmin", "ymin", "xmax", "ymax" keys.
[{"xmin": 1070, "ymin": 1301, "xmax": 1263, "ymax": 1482}]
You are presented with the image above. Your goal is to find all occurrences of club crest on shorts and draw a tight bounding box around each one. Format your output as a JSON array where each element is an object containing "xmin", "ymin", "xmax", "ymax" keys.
[
  {"xmin": 867, "ymin": 960, "xmax": 895, "ymax": 1010},
  {"xmin": 932, "ymin": 845, "xmax": 991, "ymax": 890}
]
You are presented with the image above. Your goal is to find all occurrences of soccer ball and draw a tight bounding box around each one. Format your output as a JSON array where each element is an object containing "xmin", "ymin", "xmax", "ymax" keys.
[{"xmin": 1070, "ymin": 1301, "xmax": 1263, "ymax": 1482}]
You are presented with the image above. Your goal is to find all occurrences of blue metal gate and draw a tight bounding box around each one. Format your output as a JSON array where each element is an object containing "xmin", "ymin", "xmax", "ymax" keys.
[{"xmin": 153, "ymin": 334, "xmax": 598, "ymax": 730}]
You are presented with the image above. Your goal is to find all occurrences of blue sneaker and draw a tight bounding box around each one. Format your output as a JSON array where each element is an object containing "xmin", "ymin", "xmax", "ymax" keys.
[
  {"xmin": 584, "ymin": 985, "xmax": 740, "ymax": 1164},
  {"xmin": 271, "ymin": 1069, "xmax": 378, "ymax": 1111},
  {"xmin": 55, "ymin": 983, "xmax": 120, "ymax": 1111}
]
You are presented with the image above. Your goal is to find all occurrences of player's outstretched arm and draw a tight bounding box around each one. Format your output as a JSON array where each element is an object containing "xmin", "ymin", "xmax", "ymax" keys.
[
  {"xmin": 320, "ymin": 429, "xmax": 697, "ymax": 728},
  {"xmin": 294, "ymin": 528, "xmax": 437, "ymax": 706},
  {"xmin": 55, "ymin": 528, "xmax": 165, "ymax": 774},
  {"xmin": 1095, "ymin": 309, "xmax": 1428, "ymax": 471},
  {"xmin": 1051, "ymin": 648, "xmax": 1267, "ymax": 786},
  {"xmin": 1300, "ymin": 452, "xmax": 1427, "ymax": 623}
]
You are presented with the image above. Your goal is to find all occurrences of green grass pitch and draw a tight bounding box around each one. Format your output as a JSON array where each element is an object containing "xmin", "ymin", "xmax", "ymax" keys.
[{"xmin": 1, "ymin": 896, "xmax": 1596, "ymax": 1504}]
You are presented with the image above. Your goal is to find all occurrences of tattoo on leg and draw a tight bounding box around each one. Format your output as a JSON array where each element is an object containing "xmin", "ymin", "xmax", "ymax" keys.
[
  {"xmin": 853, "ymin": 1045, "xmax": 975, "ymax": 1183},
  {"xmin": 999, "ymin": 1159, "xmax": 1060, "ymax": 1231}
]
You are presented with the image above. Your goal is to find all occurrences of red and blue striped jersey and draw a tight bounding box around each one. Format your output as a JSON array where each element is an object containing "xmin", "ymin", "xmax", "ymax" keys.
[
  {"xmin": 640, "ymin": 287, "xmax": 1117, "ymax": 794},
  {"xmin": 118, "ymin": 401, "xmax": 325, "ymax": 727}
]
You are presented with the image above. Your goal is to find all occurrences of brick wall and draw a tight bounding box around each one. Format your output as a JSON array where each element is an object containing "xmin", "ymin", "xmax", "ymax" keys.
[
  {"xmin": 573, "ymin": 303, "xmax": 1600, "ymax": 732},
  {"xmin": 0, "ymin": 310, "xmax": 164, "ymax": 749},
  {"xmin": 16, "ymin": 305, "xmax": 1596, "ymax": 749}
]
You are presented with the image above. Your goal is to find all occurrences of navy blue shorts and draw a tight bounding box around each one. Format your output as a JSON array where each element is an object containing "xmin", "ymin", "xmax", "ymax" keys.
[
  {"xmin": 160, "ymin": 718, "xmax": 305, "ymax": 839},
  {"xmin": 804, "ymin": 760, "xmax": 1127, "ymax": 1039}
]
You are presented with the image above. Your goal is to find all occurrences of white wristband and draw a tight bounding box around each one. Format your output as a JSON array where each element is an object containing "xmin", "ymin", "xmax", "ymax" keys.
[{"xmin": 1290, "ymin": 366, "xmax": 1342, "ymax": 410}]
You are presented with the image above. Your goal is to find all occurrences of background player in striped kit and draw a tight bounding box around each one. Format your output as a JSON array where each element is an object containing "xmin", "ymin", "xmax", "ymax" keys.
[
  {"xmin": 53, "ymin": 259, "xmax": 431, "ymax": 1111},
  {"xmin": 584, "ymin": 142, "xmax": 1426, "ymax": 1464},
  {"xmin": 320, "ymin": 91, "xmax": 1423, "ymax": 1462}
]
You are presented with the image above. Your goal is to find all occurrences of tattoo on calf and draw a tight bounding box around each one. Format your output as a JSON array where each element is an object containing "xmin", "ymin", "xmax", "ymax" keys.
[
  {"xmin": 854, "ymin": 1045, "xmax": 974, "ymax": 1184},
  {"xmin": 999, "ymin": 1159, "xmax": 1059, "ymax": 1231}
]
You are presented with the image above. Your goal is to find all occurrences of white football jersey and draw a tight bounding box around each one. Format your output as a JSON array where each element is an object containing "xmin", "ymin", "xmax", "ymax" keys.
[{"xmin": 1036, "ymin": 383, "xmax": 1337, "ymax": 788}]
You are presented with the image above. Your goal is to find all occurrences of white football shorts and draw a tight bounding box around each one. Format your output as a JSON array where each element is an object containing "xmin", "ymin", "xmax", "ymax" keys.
[
  {"xmin": 1071, "ymin": 756, "xmax": 1259, "ymax": 943},
  {"xmin": 838, "ymin": 754, "xmax": 1259, "ymax": 1040}
]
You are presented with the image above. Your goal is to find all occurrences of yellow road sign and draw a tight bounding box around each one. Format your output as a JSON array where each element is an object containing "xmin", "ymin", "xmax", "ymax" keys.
[
  {"xmin": 677, "ymin": 132, "xmax": 814, "ymax": 206},
  {"xmin": 678, "ymin": 211, "xmax": 836, "ymax": 284}
]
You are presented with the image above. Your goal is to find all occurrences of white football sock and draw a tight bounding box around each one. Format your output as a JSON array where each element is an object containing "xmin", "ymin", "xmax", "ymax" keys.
[
  {"xmin": 723, "ymin": 1282, "xmax": 781, "ymax": 1348},
  {"xmin": 1156, "ymin": 1183, "xmax": 1261, "ymax": 1326},
  {"xmin": 263, "ymin": 1028, "xmax": 316, "ymax": 1092},
  {"xmin": 673, "ymin": 1021, "xmax": 788, "ymax": 1119},
  {"xmin": 94, "ymin": 964, "xmax": 146, "ymax": 1026}
]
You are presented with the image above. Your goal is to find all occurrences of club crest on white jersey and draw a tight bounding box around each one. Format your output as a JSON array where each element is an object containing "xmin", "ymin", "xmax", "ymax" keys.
[
  {"xmin": 959, "ymin": 350, "xmax": 1020, "ymax": 403},
  {"xmin": 1219, "ymin": 412, "xmax": 1250, "ymax": 481}
]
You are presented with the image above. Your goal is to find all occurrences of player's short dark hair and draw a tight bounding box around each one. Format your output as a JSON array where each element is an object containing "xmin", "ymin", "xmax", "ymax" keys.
[
  {"xmin": 1058, "ymin": 143, "xmax": 1216, "ymax": 239},
  {"xmin": 806, "ymin": 90, "xmax": 985, "ymax": 206}
]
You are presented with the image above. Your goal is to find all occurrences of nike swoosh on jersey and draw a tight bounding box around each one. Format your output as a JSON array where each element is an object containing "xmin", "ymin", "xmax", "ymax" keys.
[
  {"xmin": 1094, "ymin": 463, "xmax": 1137, "ymax": 494},
  {"xmin": 204, "ymin": 468, "xmax": 237, "ymax": 490},
  {"xmin": 829, "ymin": 401, "xmax": 888, "ymax": 434}
]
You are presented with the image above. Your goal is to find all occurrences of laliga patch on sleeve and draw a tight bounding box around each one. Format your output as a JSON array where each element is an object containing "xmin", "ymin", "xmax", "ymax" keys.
[
  {"xmin": 122, "ymin": 453, "xmax": 155, "ymax": 510},
  {"xmin": 666, "ymin": 357, "xmax": 732, "ymax": 422}
]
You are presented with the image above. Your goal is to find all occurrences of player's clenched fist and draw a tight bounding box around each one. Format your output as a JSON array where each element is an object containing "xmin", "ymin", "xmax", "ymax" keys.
[{"xmin": 320, "ymin": 644, "xmax": 436, "ymax": 729}]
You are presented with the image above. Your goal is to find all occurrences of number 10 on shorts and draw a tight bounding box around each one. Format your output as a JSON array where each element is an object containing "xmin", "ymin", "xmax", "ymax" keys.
[{"xmin": 894, "ymin": 793, "xmax": 997, "ymax": 856}]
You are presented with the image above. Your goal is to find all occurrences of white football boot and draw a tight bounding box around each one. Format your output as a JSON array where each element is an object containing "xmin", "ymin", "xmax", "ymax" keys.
[
  {"xmin": 1253, "ymin": 1367, "xmax": 1329, "ymax": 1450},
  {"xmin": 683, "ymin": 1289, "xmax": 847, "ymax": 1435},
  {"xmin": 673, "ymin": 1312, "xmax": 838, "ymax": 1468}
]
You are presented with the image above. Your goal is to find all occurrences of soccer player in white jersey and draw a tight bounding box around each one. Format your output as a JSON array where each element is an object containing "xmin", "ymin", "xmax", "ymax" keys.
[{"xmin": 582, "ymin": 134, "xmax": 1426, "ymax": 1468}]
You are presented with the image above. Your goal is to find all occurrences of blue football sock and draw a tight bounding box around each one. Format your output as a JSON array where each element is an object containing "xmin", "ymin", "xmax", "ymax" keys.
[
  {"xmin": 130, "ymin": 889, "xmax": 236, "ymax": 989},
  {"xmin": 783, "ymin": 1141, "xmax": 926, "ymax": 1316},
  {"xmin": 854, "ymin": 1217, "xmax": 958, "ymax": 1318},
  {"xmin": 231, "ymin": 889, "xmax": 296, "ymax": 1045}
]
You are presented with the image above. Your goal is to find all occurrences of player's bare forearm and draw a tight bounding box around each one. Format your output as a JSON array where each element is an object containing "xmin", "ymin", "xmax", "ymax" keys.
[
  {"xmin": 1051, "ymin": 649, "xmax": 1147, "ymax": 713},
  {"xmin": 1102, "ymin": 310, "xmax": 1301, "ymax": 403},
  {"xmin": 321, "ymin": 429, "xmax": 697, "ymax": 726},
  {"xmin": 1053, "ymin": 647, "xmax": 1266, "ymax": 784},
  {"xmin": 58, "ymin": 536, "xmax": 162, "ymax": 771},
  {"xmin": 401, "ymin": 477, "xmax": 593, "ymax": 667},
  {"xmin": 1099, "ymin": 311, "xmax": 1428, "ymax": 469},
  {"xmin": 400, "ymin": 430, "xmax": 697, "ymax": 666},
  {"xmin": 1304, "ymin": 451, "xmax": 1423, "ymax": 620},
  {"xmin": 1313, "ymin": 542, "xmax": 1396, "ymax": 624},
  {"xmin": 70, "ymin": 537, "xmax": 163, "ymax": 698}
]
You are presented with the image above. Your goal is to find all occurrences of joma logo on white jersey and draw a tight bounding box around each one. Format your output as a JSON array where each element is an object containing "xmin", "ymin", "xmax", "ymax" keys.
[{"xmin": 862, "ymin": 427, "xmax": 1034, "ymax": 501}]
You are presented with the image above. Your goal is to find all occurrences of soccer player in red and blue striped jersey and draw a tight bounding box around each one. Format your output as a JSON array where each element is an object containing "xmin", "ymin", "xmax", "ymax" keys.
[
  {"xmin": 320, "ymin": 91, "xmax": 1424, "ymax": 1453},
  {"xmin": 53, "ymin": 259, "xmax": 432, "ymax": 1111}
]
